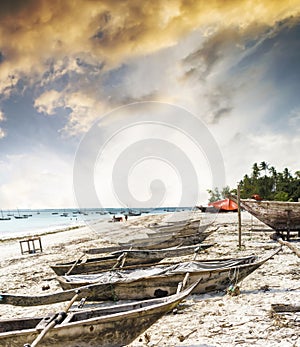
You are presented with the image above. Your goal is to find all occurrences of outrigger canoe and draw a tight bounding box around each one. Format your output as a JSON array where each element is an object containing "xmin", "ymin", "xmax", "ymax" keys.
[
  {"xmin": 50, "ymin": 243, "xmax": 213, "ymax": 276},
  {"xmin": 55, "ymin": 248, "xmax": 281, "ymax": 301},
  {"xmin": 0, "ymin": 281, "xmax": 198, "ymax": 347},
  {"xmin": 0, "ymin": 248, "xmax": 281, "ymax": 306}
]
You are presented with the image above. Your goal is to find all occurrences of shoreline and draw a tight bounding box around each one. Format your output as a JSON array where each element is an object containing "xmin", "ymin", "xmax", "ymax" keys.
[
  {"xmin": 0, "ymin": 224, "xmax": 83, "ymax": 244},
  {"xmin": 0, "ymin": 211, "xmax": 299, "ymax": 346}
]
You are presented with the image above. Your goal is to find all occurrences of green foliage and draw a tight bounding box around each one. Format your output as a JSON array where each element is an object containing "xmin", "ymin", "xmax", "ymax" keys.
[
  {"xmin": 239, "ymin": 163, "xmax": 300, "ymax": 201},
  {"xmin": 207, "ymin": 186, "xmax": 234, "ymax": 203},
  {"xmin": 273, "ymin": 191, "xmax": 289, "ymax": 201},
  {"xmin": 207, "ymin": 164, "xmax": 300, "ymax": 202}
]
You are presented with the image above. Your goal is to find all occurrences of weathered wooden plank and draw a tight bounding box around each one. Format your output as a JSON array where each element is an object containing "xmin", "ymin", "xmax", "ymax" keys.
[{"xmin": 271, "ymin": 304, "xmax": 300, "ymax": 313}]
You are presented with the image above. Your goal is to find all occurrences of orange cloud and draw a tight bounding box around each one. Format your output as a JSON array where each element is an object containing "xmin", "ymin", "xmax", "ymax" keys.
[{"xmin": 0, "ymin": 0, "xmax": 299, "ymax": 78}]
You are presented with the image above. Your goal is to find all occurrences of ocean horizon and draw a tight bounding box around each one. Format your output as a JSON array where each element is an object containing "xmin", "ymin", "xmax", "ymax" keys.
[{"xmin": 0, "ymin": 207, "xmax": 194, "ymax": 240}]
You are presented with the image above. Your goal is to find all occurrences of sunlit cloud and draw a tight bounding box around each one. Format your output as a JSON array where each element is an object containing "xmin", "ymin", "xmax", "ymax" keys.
[
  {"xmin": 0, "ymin": 0, "xmax": 300, "ymax": 207},
  {"xmin": 0, "ymin": 0, "xmax": 299, "ymax": 94},
  {"xmin": 0, "ymin": 128, "xmax": 6, "ymax": 139},
  {"xmin": 0, "ymin": 109, "xmax": 5, "ymax": 121},
  {"xmin": 34, "ymin": 90, "xmax": 64, "ymax": 115}
]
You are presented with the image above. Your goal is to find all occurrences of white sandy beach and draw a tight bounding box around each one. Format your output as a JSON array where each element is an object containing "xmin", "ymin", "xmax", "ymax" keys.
[{"xmin": 0, "ymin": 211, "xmax": 299, "ymax": 347}]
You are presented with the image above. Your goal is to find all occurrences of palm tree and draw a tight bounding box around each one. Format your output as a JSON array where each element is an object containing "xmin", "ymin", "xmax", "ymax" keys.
[
  {"xmin": 269, "ymin": 166, "xmax": 277, "ymax": 192},
  {"xmin": 252, "ymin": 163, "xmax": 260, "ymax": 179},
  {"xmin": 283, "ymin": 168, "xmax": 292, "ymax": 181},
  {"xmin": 259, "ymin": 161, "xmax": 269, "ymax": 176}
]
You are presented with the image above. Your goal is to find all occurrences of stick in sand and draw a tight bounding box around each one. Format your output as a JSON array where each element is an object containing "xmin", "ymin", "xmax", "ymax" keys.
[
  {"xmin": 24, "ymin": 289, "xmax": 81, "ymax": 347},
  {"xmin": 276, "ymin": 237, "xmax": 300, "ymax": 258}
]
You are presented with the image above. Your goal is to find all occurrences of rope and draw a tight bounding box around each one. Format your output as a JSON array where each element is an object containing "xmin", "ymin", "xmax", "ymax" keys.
[{"xmin": 227, "ymin": 267, "xmax": 241, "ymax": 296}]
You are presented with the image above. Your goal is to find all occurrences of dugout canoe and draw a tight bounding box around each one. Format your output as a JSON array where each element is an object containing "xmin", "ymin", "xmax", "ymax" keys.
[
  {"xmin": 118, "ymin": 228, "xmax": 216, "ymax": 250},
  {"xmin": 147, "ymin": 218, "xmax": 204, "ymax": 232},
  {"xmin": 50, "ymin": 243, "xmax": 213, "ymax": 276},
  {"xmin": 231, "ymin": 197, "xmax": 300, "ymax": 235},
  {"xmin": 55, "ymin": 248, "xmax": 281, "ymax": 298},
  {"xmin": 0, "ymin": 248, "xmax": 281, "ymax": 306},
  {"xmin": 146, "ymin": 222, "xmax": 212, "ymax": 238},
  {"xmin": 0, "ymin": 281, "xmax": 197, "ymax": 347}
]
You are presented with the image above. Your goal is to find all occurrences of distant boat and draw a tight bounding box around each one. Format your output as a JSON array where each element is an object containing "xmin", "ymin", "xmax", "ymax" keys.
[
  {"xmin": 209, "ymin": 198, "xmax": 238, "ymax": 212},
  {"xmin": 60, "ymin": 212, "xmax": 69, "ymax": 217},
  {"xmin": 197, "ymin": 198, "xmax": 238, "ymax": 213},
  {"xmin": 0, "ymin": 210, "xmax": 11, "ymax": 221},
  {"xmin": 127, "ymin": 209, "xmax": 141, "ymax": 216},
  {"xmin": 14, "ymin": 209, "xmax": 28, "ymax": 219}
]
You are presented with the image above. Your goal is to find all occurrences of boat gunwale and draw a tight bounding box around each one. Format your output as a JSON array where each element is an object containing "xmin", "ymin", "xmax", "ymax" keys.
[
  {"xmin": 58, "ymin": 248, "xmax": 281, "ymax": 287},
  {"xmin": 0, "ymin": 281, "xmax": 198, "ymax": 337}
]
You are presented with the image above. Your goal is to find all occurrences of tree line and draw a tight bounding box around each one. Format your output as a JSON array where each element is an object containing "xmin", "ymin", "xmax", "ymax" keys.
[{"xmin": 208, "ymin": 162, "xmax": 300, "ymax": 202}]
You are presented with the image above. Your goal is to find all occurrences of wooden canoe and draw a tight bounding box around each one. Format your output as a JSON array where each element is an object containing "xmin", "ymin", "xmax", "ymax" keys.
[
  {"xmin": 232, "ymin": 197, "xmax": 300, "ymax": 234},
  {"xmin": 118, "ymin": 229, "xmax": 216, "ymax": 250},
  {"xmin": 0, "ymin": 248, "xmax": 280, "ymax": 307},
  {"xmin": 0, "ymin": 281, "xmax": 198, "ymax": 347},
  {"xmin": 55, "ymin": 248, "xmax": 281, "ymax": 299},
  {"xmin": 146, "ymin": 222, "xmax": 212, "ymax": 238},
  {"xmin": 147, "ymin": 218, "xmax": 203, "ymax": 231},
  {"xmin": 50, "ymin": 243, "xmax": 213, "ymax": 276}
]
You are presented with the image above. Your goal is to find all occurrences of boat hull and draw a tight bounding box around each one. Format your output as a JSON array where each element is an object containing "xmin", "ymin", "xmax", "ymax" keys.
[
  {"xmin": 57, "ymin": 249, "xmax": 280, "ymax": 301},
  {"xmin": 51, "ymin": 244, "xmax": 213, "ymax": 275},
  {"xmin": 50, "ymin": 255, "xmax": 162, "ymax": 276},
  {"xmin": 118, "ymin": 229, "xmax": 215, "ymax": 250},
  {"xmin": 58, "ymin": 262, "xmax": 260, "ymax": 300},
  {"xmin": 0, "ymin": 283, "xmax": 196, "ymax": 347},
  {"xmin": 0, "ymin": 249, "xmax": 281, "ymax": 307},
  {"xmin": 238, "ymin": 199, "xmax": 300, "ymax": 232}
]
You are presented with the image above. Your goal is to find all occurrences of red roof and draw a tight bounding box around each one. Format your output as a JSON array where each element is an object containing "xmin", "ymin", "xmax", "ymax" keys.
[{"xmin": 208, "ymin": 198, "xmax": 238, "ymax": 211}]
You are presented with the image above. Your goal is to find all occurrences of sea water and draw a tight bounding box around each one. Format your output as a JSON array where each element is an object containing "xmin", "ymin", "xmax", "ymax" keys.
[{"xmin": 0, "ymin": 207, "xmax": 189, "ymax": 240}]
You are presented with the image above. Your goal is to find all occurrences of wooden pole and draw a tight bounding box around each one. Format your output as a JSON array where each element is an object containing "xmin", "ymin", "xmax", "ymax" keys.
[
  {"xmin": 237, "ymin": 184, "xmax": 242, "ymax": 248},
  {"xmin": 24, "ymin": 290, "xmax": 81, "ymax": 347},
  {"xmin": 276, "ymin": 237, "xmax": 300, "ymax": 258},
  {"xmin": 65, "ymin": 254, "xmax": 85, "ymax": 275}
]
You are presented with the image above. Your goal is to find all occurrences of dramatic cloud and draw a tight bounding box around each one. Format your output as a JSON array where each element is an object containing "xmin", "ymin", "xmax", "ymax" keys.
[
  {"xmin": 34, "ymin": 90, "xmax": 64, "ymax": 115},
  {"xmin": 1, "ymin": 1, "xmax": 299, "ymax": 91},
  {"xmin": 0, "ymin": 0, "xmax": 300, "ymax": 207}
]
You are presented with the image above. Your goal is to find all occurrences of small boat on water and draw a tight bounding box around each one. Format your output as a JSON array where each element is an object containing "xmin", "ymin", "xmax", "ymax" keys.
[
  {"xmin": 0, "ymin": 210, "xmax": 11, "ymax": 221},
  {"xmin": 14, "ymin": 209, "xmax": 29, "ymax": 219},
  {"xmin": 0, "ymin": 281, "xmax": 197, "ymax": 347},
  {"xmin": 230, "ymin": 196, "xmax": 300, "ymax": 238},
  {"xmin": 127, "ymin": 209, "xmax": 142, "ymax": 216},
  {"xmin": 0, "ymin": 248, "xmax": 280, "ymax": 307},
  {"xmin": 50, "ymin": 243, "xmax": 214, "ymax": 275}
]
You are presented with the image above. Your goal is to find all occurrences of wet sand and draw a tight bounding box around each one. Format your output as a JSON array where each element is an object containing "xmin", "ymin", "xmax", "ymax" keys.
[{"xmin": 0, "ymin": 211, "xmax": 299, "ymax": 346}]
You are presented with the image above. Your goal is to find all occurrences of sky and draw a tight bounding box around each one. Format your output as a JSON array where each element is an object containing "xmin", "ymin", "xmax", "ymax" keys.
[{"xmin": 0, "ymin": 0, "xmax": 300, "ymax": 209}]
